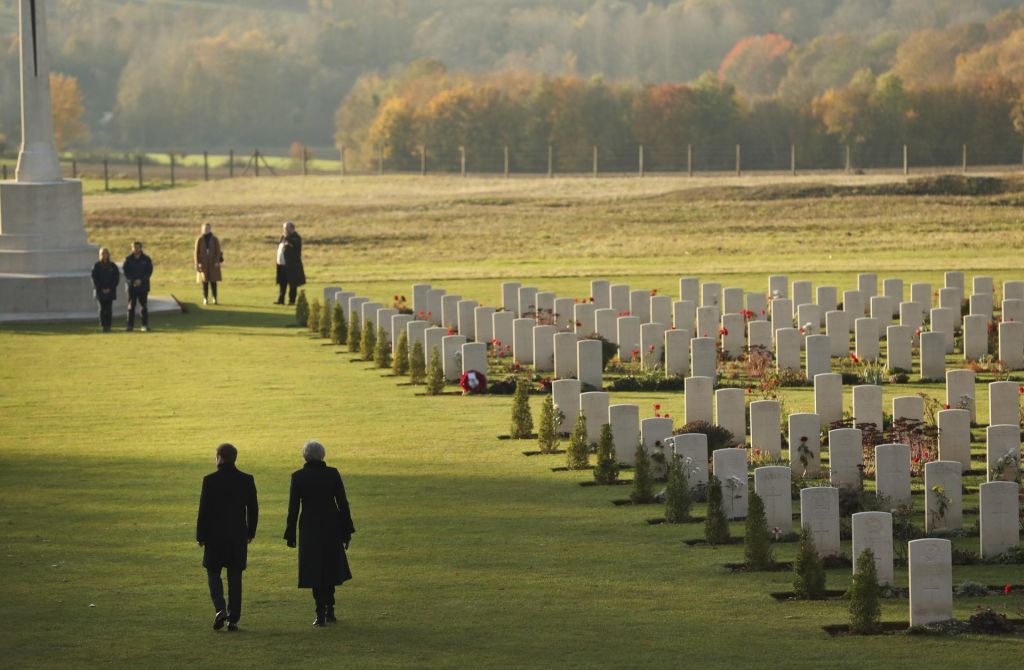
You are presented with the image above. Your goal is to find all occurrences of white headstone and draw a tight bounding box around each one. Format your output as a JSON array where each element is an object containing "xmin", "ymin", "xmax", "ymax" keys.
[
  {"xmin": 690, "ymin": 337, "xmax": 717, "ymax": 379},
  {"xmin": 577, "ymin": 339, "xmax": 603, "ymax": 391},
  {"xmin": 701, "ymin": 282, "xmax": 722, "ymax": 310},
  {"xmin": 609, "ymin": 284, "xmax": 630, "ymax": 313},
  {"xmin": 457, "ymin": 299, "xmax": 478, "ymax": 340},
  {"xmin": 875, "ymin": 443, "xmax": 911, "ymax": 507},
  {"xmin": 609, "ymin": 404, "xmax": 640, "ymax": 466},
  {"xmin": 574, "ymin": 302, "xmax": 597, "ymax": 336},
  {"xmin": 322, "ymin": 286, "xmax": 342, "ymax": 309},
  {"xmin": 748, "ymin": 319, "xmax": 772, "ymax": 352},
  {"xmin": 937, "ymin": 409, "xmax": 971, "ymax": 472},
  {"xmin": 474, "ymin": 306, "xmax": 496, "ymax": 345},
  {"xmin": 553, "ymin": 297, "xmax": 575, "ymax": 332},
  {"xmin": 679, "ymin": 277, "xmax": 699, "ymax": 305},
  {"xmin": 440, "ymin": 294, "xmax": 461, "ymax": 330},
  {"xmin": 532, "ymin": 325, "xmax": 557, "ymax": 372},
  {"xmin": 858, "ymin": 273, "xmax": 878, "ymax": 312},
  {"xmin": 852, "ymin": 384, "xmax": 883, "ymax": 432},
  {"xmin": 696, "ymin": 305, "xmax": 720, "ymax": 340},
  {"xmin": 590, "ymin": 280, "xmax": 610, "ymax": 309},
  {"xmin": 492, "ymin": 311, "xmax": 514, "ymax": 353},
  {"xmin": 816, "ymin": 286, "xmax": 838, "ymax": 321},
  {"xmin": 512, "ymin": 318, "xmax": 535, "ymax": 364},
  {"xmin": 969, "ymin": 293, "xmax": 993, "ymax": 321},
  {"xmin": 640, "ymin": 322, "xmax": 667, "ymax": 369},
  {"xmin": 998, "ymin": 321, "xmax": 1024, "ymax": 370},
  {"xmin": 908, "ymin": 538, "xmax": 953, "ymax": 627},
  {"xmin": 1002, "ymin": 299, "xmax": 1024, "ymax": 325},
  {"xmin": 746, "ymin": 292, "xmax": 769, "ymax": 321},
  {"xmin": 580, "ymin": 391, "xmax": 610, "ymax": 445},
  {"xmin": 715, "ymin": 388, "xmax": 745, "ymax": 447},
  {"xmin": 980, "ymin": 481, "xmax": 1020, "ymax": 558},
  {"xmin": 883, "ymin": 278, "xmax": 904, "ymax": 317},
  {"xmin": 671, "ymin": 433, "xmax": 709, "ymax": 493},
  {"xmin": 517, "ymin": 286, "xmax": 538, "ymax": 319},
  {"xmin": 910, "ymin": 282, "xmax": 932, "ymax": 311},
  {"xmin": 869, "ymin": 295, "xmax": 892, "ymax": 323},
  {"xmin": 792, "ymin": 281, "xmax": 813, "ymax": 316},
  {"xmin": 1005, "ymin": 281, "xmax": 1024, "ymax": 302},
  {"xmin": 797, "ymin": 303, "xmax": 822, "ymax": 340},
  {"xmin": 629, "ymin": 290, "xmax": 652, "ymax": 323},
  {"xmin": 673, "ymin": 300, "xmax": 696, "ymax": 335},
  {"xmin": 651, "ymin": 295, "xmax": 673, "ymax": 327},
  {"xmin": 768, "ymin": 275, "xmax": 788, "ymax": 300},
  {"xmin": 501, "ymin": 281, "xmax": 520, "ymax": 315},
  {"xmin": 854, "ymin": 317, "xmax": 880, "ymax": 362},
  {"xmin": 771, "ymin": 298, "xmax": 793, "ymax": 339},
  {"xmin": 684, "ymin": 376, "xmax": 714, "ymax": 424},
  {"xmin": 376, "ymin": 307, "xmax": 398, "ymax": 342},
  {"xmin": 989, "ymin": 381, "xmax": 1020, "ymax": 427},
  {"xmin": 391, "ymin": 313, "xmax": 413, "ymax": 347},
  {"xmin": 713, "ymin": 448, "xmax": 748, "ymax": 520},
  {"xmin": 595, "ymin": 308, "xmax": 618, "ymax": 344},
  {"xmin": 617, "ymin": 316, "xmax": 642, "ymax": 362},
  {"xmin": 750, "ymin": 400, "xmax": 782, "ymax": 458},
  {"xmin": 852, "ymin": 511, "xmax": 894, "ymax": 586},
  {"xmin": 641, "ymin": 417, "xmax": 675, "ymax": 479},
  {"xmin": 886, "ymin": 325, "xmax": 913, "ymax": 372},
  {"xmin": 986, "ymin": 424, "xmax": 1021, "ymax": 483},
  {"xmin": 930, "ymin": 306, "xmax": 956, "ymax": 354},
  {"xmin": 945, "ymin": 369, "xmax": 976, "ymax": 422},
  {"xmin": 814, "ymin": 373, "xmax": 843, "ymax": 429},
  {"xmin": 664, "ymin": 329, "xmax": 690, "ymax": 377},
  {"xmin": 535, "ymin": 291, "xmax": 556, "ymax": 324},
  {"xmin": 755, "ymin": 466, "xmax": 793, "ymax": 534},
  {"xmin": 800, "ymin": 487, "xmax": 840, "ymax": 557},
  {"xmin": 919, "ymin": 331, "xmax": 946, "ymax": 381},
  {"xmin": 335, "ymin": 291, "xmax": 355, "ymax": 321},
  {"xmin": 461, "ymin": 340, "xmax": 487, "ymax": 377},
  {"xmin": 789, "ymin": 412, "xmax": 821, "ymax": 477},
  {"xmin": 551, "ymin": 379, "xmax": 581, "ymax": 435},
  {"xmin": 973, "ymin": 275, "xmax": 993, "ymax": 296},
  {"xmin": 899, "ymin": 301, "xmax": 924, "ymax": 332},
  {"xmin": 805, "ymin": 334, "xmax": 831, "ymax": 381},
  {"xmin": 406, "ymin": 320, "xmax": 429, "ymax": 365},
  {"xmin": 892, "ymin": 395, "xmax": 924, "ymax": 424},
  {"xmin": 441, "ymin": 334, "xmax": 467, "ymax": 381},
  {"xmin": 842, "ymin": 291, "xmax": 863, "ymax": 330},
  {"xmin": 554, "ymin": 332, "xmax": 579, "ymax": 379},
  {"xmin": 360, "ymin": 301, "xmax": 381, "ymax": 327},
  {"xmin": 720, "ymin": 313, "xmax": 744, "ymax": 359},
  {"xmin": 722, "ymin": 287, "xmax": 744, "ymax": 315},
  {"xmin": 825, "ymin": 310, "xmax": 850, "ymax": 356},
  {"xmin": 925, "ymin": 461, "xmax": 963, "ymax": 532},
  {"xmin": 938, "ymin": 287, "xmax": 962, "ymax": 328},
  {"xmin": 775, "ymin": 328, "xmax": 800, "ymax": 372},
  {"xmin": 426, "ymin": 288, "xmax": 445, "ymax": 325},
  {"xmin": 828, "ymin": 427, "xmax": 863, "ymax": 489}
]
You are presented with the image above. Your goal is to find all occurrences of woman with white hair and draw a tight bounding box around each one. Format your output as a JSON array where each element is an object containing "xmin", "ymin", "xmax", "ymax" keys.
[
  {"xmin": 90, "ymin": 247, "xmax": 119, "ymax": 332},
  {"xmin": 274, "ymin": 221, "xmax": 305, "ymax": 305},
  {"xmin": 284, "ymin": 440, "xmax": 355, "ymax": 627}
]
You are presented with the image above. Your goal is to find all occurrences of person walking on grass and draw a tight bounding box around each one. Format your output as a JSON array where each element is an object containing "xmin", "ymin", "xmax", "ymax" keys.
[
  {"xmin": 122, "ymin": 241, "xmax": 153, "ymax": 332},
  {"xmin": 284, "ymin": 440, "xmax": 355, "ymax": 627},
  {"xmin": 275, "ymin": 221, "xmax": 306, "ymax": 305},
  {"xmin": 90, "ymin": 247, "xmax": 119, "ymax": 333},
  {"xmin": 194, "ymin": 222, "xmax": 223, "ymax": 305},
  {"xmin": 196, "ymin": 443, "xmax": 259, "ymax": 632}
]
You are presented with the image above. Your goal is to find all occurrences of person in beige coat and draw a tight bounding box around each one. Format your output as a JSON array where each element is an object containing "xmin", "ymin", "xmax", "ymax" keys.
[{"xmin": 195, "ymin": 223, "xmax": 223, "ymax": 305}]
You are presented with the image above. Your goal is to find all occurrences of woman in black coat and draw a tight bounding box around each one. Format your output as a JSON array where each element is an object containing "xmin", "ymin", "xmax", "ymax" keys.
[
  {"xmin": 90, "ymin": 247, "xmax": 119, "ymax": 332},
  {"xmin": 284, "ymin": 440, "xmax": 355, "ymax": 627}
]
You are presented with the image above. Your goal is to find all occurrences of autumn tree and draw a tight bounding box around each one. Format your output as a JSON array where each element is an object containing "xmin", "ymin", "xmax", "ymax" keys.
[
  {"xmin": 718, "ymin": 34, "xmax": 794, "ymax": 98},
  {"xmin": 50, "ymin": 73, "xmax": 90, "ymax": 150}
]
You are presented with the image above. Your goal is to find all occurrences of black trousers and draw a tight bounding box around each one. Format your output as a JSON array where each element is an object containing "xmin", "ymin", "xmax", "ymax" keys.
[
  {"xmin": 127, "ymin": 287, "xmax": 148, "ymax": 328},
  {"xmin": 277, "ymin": 281, "xmax": 298, "ymax": 305},
  {"xmin": 207, "ymin": 567, "xmax": 243, "ymax": 623},
  {"xmin": 97, "ymin": 299, "xmax": 113, "ymax": 332},
  {"xmin": 202, "ymin": 282, "xmax": 218, "ymax": 299},
  {"xmin": 312, "ymin": 586, "xmax": 335, "ymax": 614}
]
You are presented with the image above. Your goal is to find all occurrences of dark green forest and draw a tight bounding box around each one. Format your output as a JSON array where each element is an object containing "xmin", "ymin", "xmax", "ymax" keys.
[{"xmin": 1, "ymin": 1, "xmax": 1023, "ymax": 170}]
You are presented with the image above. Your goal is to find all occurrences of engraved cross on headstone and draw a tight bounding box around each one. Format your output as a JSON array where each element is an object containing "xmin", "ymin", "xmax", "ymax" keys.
[{"xmin": 29, "ymin": 0, "xmax": 39, "ymax": 77}]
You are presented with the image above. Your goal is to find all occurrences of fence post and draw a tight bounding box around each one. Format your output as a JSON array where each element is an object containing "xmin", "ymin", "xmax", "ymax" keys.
[
  {"xmin": 592, "ymin": 145, "xmax": 598, "ymax": 178},
  {"xmin": 254, "ymin": 149, "xmax": 260, "ymax": 177},
  {"xmin": 203, "ymin": 151, "xmax": 209, "ymax": 181},
  {"xmin": 845, "ymin": 145, "xmax": 851, "ymax": 173},
  {"xmin": 420, "ymin": 145, "xmax": 426, "ymax": 176},
  {"xmin": 229, "ymin": 149, "xmax": 234, "ymax": 178},
  {"xmin": 503, "ymin": 145, "xmax": 509, "ymax": 179},
  {"xmin": 72, "ymin": 159, "xmax": 77, "ymax": 179},
  {"xmin": 378, "ymin": 146, "xmax": 383, "ymax": 176},
  {"xmin": 962, "ymin": 144, "xmax": 968, "ymax": 175},
  {"xmin": 735, "ymin": 144, "xmax": 741, "ymax": 177},
  {"xmin": 2, "ymin": 164, "xmax": 7, "ymax": 180},
  {"xmin": 137, "ymin": 155, "xmax": 143, "ymax": 189},
  {"xmin": 459, "ymin": 146, "xmax": 466, "ymax": 177},
  {"xmin": 790, "ymin": 144, "xmax": 796, "ymax": 176},
  {"xmin": 638, "ymin": 144, "xmax": 644, "ymax": 178},
  {"xmin": 170, "ymin": 153, "xmax": 175, "ymax": 187},
  {"xmin": 340, "ymin": 147, "xmax": 346, "ymax": 177},
  {"xmin": 903, "ymin": 144, "xmax": 908, "ymax": 176},
  {"xmin": 547, "ymin": 144, "xmax": 553, "ymax": 178},
  {"xmin": 103, "ymin": 159, "xmax": 109, "ymax": 191},
  {"xmin": 302, "ymin": 148, "xmax": 309, "ymax": 176},
  {"xmin": 687, "ymin": 144, "xmax": 693, "ymax": 177}
]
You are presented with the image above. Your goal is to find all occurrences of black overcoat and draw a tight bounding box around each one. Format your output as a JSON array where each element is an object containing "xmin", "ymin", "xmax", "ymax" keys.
[
  {"xmin": 284, "ymin": 461, "xmax": 354, "ymax": 588},
  {"xmin": 278, "ymin": 232, "xmax": 306, "ymax": 287},
  {"xmin": 196, "ymin": 464, "xmax": 259, "ymax": 570},
  {"xmin": 122, "ymin": 252, "xmax": 153, "ymax": 292},
  {"xmin": 91, "ymin": 261, "xmax": 120, "ymax": 302}
]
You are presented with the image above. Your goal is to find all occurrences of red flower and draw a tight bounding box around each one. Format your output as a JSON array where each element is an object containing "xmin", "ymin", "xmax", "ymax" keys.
[
  {"xmin": 448, "ymin": 328, "xmax": 456, "ymax": 336},
  {"xmin": 849, "ymin": 353, "xmax": 860, "ymax": 364},
  {"xmin": 943, "ymin": 403, "xmax": 950, "ymax": 410},
  {"xmin": 393, "ymin": 295, "xmax": 399, "ymax": 301},
  {"xmin": 663, "ymin": 413, "xmax": 670, "ymax": 419},
  {"xmin": 654, "ymin": 412, "xmax": 661, "ymax": 418},
  {"xmin": 1019, "ymin": 385, "xmax": 1024, "ymax": 395},
  {"xmin": 1004, "ymin": 584, "xmax": 1013, "ymax": 595},
  {"xmin": 654, "ymin": 404, "xmax": 661, "ymax": 410},
  {"xmin": 589, "ymin": 297, "xmax": 595, "ymax": 303},
  {"xmin": 649, "ymin": 289, "xmax": 657, "ymax": 296},
  {"xmin": 648, "ymin": 344, "xmax": 655, "ymax": 352},
  {"xmin": 401, "ymin": 295, "xmax": 406, "ymax": 302},
  {"xmin": 631, "ymin": 348, "xmax": 640, "ymax": 361},
  {"xmin": 719, "ymin": 327, "xmax": 729, "ymax": 336}
]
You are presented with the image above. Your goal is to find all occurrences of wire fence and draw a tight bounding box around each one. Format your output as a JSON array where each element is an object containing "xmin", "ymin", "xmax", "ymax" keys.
[{"xmin": 1, "ymin": 141, "xmax": 1022, "ymax": 188}]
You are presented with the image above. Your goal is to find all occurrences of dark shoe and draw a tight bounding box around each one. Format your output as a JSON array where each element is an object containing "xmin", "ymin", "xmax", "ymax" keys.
[
  {"xmin": 313, "ymin": 615, "xmax": 326, "ymax": 627},
  {"xmin": 126, "ymin": 325, "xmax": 134, "ymax": 332},
  {"xmin": 326, "ymin": 608, "xmax": 337, "ymax": 623},
  {"xmin": 226, "ymin": 622, "xmax": 239, "ymax": 632},
  {"xmin": 213, "ymin": 610, "xmax": 227, "ymax": 630},
  {"xmin": 274, "ymin": 300, "xmax": 284, "ymax": 305}
]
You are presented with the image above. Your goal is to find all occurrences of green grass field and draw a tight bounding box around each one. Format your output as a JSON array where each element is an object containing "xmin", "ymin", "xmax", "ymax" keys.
[{"xmin": 2, "ymin": 174, "xmax": 1024, "ymax": 668}]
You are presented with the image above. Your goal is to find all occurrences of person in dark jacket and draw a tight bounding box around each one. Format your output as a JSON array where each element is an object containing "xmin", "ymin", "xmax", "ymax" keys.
[
  {"xmin": 90, "ymin": 247, "xmax": 119, "ymax": 332},
  {"xmin": 122, "ymin": 241, "xmax": 153, "ymax": 332},
  {"xmin": 275, "ymin": 221, "xmax": 306, "ymax": 305},
  {"xmin": 196, "ymin": 443, "xmax": 259, "ymax": 631},
  {"xmin": 284, "ymin": 440, "xmax": 355, "ymax": 627}
]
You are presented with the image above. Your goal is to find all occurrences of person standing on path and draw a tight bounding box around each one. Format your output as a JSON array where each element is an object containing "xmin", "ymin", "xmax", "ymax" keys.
[
  {"xmin": 122, "ymin": 241, "xmax": 153, "ymax": 331},
  {"xmin": 196, "ymin": 443, "xmax": 259, "ymax": 632},
  {"xmin": 284, "ymin": 440, "xmax": 355, "ymax": 627},
  {"xmin": 90, "ymin": 247, "xmax": 119, "ymax": 333},
  {"xmin": 275, "ymin": 221, "xmax": 306, "ymax": 305},
  {"xmin": 194, "ymin": 223, "xmax": 223, "ymax": 305}
]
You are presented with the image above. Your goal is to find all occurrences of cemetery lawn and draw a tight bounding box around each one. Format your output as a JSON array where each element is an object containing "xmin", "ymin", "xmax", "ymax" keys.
[{"xmin": 3, "ymin": 174, "xmax": 1024, "ymax": 668}]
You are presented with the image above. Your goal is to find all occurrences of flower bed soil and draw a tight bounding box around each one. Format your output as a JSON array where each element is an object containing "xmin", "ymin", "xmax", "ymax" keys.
[
  {"xmin": 723, "ymin": 561, "xmax": 793, "ymax": 572},
  {"xmin": 578, "ymin": 480, "xmax": 632, "ymax": 487},
  {"xmin": 521, "ymin": 449, "xmax": 567, "ymax": 456},
  {"xmin": 647, "ymin": 517, "xmax": 706, "ymax": 525}
]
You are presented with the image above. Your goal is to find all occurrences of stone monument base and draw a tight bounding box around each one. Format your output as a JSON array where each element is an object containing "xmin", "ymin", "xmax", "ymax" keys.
[
  {"xmin": 0, "ymin": 179, "xmax": 98, "ymax": 316},
  {"xmin": 0, "ymin": 294, "xmax": 183, "ymax": 324}
]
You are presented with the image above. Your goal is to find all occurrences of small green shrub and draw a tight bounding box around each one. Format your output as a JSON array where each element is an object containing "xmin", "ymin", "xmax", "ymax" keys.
[
  {"xmin": 347, "ymin": 312, "xmax": 361, "ymax": 353},
  {"xmin": 308, "ymin": 299, "xmax": 321, "ymax": 333},
  {"xmin": 295, "ymin": 290, "xmax": 309, "ymax": 326},
  {"xmin": 409, "ymin": 340, "xmax": 426, "ymax": 384},
  {"xmin": 318, "ymin": 299, "xmax": 332, "ymax": 338},
  {"xmin": 849, "ymin": 548, "xmax": 882, "ymax": 634},
  {"xmin": 393, "ymin": 330, "xmax": 410, "ymax": 376},
  {"xmin": 704, "ymin": 475, "xmax": 731, "ymax": 545},
  {"xmin": 537, "ymin": 395, "xmax": 562, "ymax": 454},
  {"xmin": 664, "ymin": 453, "xmax": 693, "ymax": 523},
  {"xmin": 593, "ymin": 423, "xmax": 619, "ymax": 484},
  {"xmin": 566, "ymin": 411, "xmax": 590, "ymax": 470},
  {"xmin": 744, "ymin": 492, "xmax": 774, "ymax": 569},
  {"xmin": 373, "ymin": 326, "xmax": 391, "ymax": 368},
  {"xmin": 793, "ymin": 527, "xmax": 827, "ymax": 600},
  {"xmin": 330, "ymin": 302, "xmax": 347, "ymax": 345},
  {"xmin": 630, "ymin": 441, "xmax": 655, "ymax": 504},
  {"xmin": 509, "ymin": 377, "xmax": 533, "ymax": 438},
  {"xmin": 425, "ymin": 346, "xmax": 445, "ymax": 395},
  {"xmin": 674, "ymin": 421, "xmax": 736, "ymax": 452},
  {"xmin": 360, "ymin": 320, "xmax": 376, "ymax": 361}
]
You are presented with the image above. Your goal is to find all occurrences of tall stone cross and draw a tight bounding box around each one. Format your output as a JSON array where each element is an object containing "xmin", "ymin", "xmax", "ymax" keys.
[{"xmin": 16, "ymin": 0, "xmax": 62, "ymax": 183}]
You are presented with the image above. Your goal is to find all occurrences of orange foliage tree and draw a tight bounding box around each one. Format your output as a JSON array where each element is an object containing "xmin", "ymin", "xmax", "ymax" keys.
[{"xmin": 50, "ymin": 72, "xmax": 89, "ymax": 151}]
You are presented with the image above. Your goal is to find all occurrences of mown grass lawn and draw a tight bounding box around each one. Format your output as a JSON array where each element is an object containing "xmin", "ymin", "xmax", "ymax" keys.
[{"xmin": 2, "ymin": 174, "xmax": 1024, "ymax": 668}]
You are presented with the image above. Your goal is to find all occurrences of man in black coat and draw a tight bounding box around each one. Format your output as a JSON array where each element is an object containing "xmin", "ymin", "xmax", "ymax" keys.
[
  {"xmin": 196, "ymin": 443, "xmax": 259, "ymax": 631},
  {"xmin": 122, "ymin": 241, "xmax": 153, "ymax": 332},
  {"xmin": 284, "ymin": 440, "xmax": 355, "ymax": 627},
  {"xmin": 275, "ymin": 221, "xmax": 306, "ymax": 305}
]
